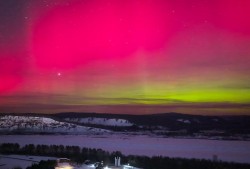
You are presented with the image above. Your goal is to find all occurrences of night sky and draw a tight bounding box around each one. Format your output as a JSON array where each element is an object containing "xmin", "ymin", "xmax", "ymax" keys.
[{"xmin": 0, "ymin": 0, "xmax": 250, "ymax": 115}]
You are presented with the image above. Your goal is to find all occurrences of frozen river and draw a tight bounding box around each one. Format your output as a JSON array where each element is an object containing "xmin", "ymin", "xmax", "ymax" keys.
[{"xmin": 1, "ymin": 135, "xmax": 250, "ymax": 164}]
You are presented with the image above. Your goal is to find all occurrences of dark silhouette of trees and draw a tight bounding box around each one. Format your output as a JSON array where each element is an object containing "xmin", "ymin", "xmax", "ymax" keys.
[
  {"xmin": 0, "ymin": 143, "xmax": 20, "ymax": 154},
  {"xmin": 1, "ymin": 143, "xmax": 250, "ymax": 169},
  {"xmin": 26, "ymin": 160, "xmax": 56, "ymax": 169}
]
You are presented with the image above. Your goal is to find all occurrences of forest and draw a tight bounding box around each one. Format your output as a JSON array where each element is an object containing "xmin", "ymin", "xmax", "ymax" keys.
[{"xmin": 1, "ymin": 143, "xmax": 250, "ymax": 169}]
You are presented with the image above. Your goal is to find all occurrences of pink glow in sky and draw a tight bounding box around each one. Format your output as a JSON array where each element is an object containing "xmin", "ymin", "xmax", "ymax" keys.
[
  {"xmin": 33, "ymin": 0, "xmax": 173, "ymax": 70},
  {"xmin": 0, "ymin": 0, "xmax": 250, "ymax": 115}
]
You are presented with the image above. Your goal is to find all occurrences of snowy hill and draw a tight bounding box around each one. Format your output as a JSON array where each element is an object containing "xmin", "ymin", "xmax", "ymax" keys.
[
  {"xmin": 64, "ymin": 117, "xmax": 133, "ymax": 127},
  {"xmin": 0, "ymin": 115, "xmax": 109, "ymax": 134},
  {"xmin": 1, "ymin": 113, "xmax": 250, "ymax": 140}
]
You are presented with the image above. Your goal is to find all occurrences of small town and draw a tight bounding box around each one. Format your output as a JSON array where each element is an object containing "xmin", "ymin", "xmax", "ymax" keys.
[{"xmin": 55, "ymin": 157, "xmax": 140, "ymax": 169}]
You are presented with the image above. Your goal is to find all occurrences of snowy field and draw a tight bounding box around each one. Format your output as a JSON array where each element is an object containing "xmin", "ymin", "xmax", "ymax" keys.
[
  {"xmin": 1, "ymin": 135, "xmax": 250, "ymax": 164},
  {"xmin": 0, "ymin": 154, "xmax": 56, "ymax": 169}
]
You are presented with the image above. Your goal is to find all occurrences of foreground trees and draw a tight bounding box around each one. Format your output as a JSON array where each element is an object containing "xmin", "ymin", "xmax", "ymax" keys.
[{"xmin": 1, "ymin": 143, "xmax": 250, "ymax": 169}]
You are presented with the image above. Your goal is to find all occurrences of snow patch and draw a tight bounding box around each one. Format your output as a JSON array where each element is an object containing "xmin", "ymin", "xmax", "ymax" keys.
[
  {"xmin": 177, "ymin": 119, "xmax": 191, "ymax": 124},
  {"xmin": 0, "ymin": 154, "xmax": 56, "ymax": 169},
  {"xmin": 64, "ymin": 117, "xmax": 133, "ymax": 127}
]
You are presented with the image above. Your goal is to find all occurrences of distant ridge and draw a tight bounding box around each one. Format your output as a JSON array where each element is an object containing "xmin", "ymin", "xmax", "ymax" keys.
[{"xmin": 1, "ymin": 112, "xmax": 250, "ymax": 139}]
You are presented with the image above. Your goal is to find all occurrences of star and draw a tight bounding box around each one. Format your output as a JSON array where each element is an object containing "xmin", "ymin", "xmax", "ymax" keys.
[{"xmin": 57, "ymin": 72, "xmax": 61, "ymax": 76}]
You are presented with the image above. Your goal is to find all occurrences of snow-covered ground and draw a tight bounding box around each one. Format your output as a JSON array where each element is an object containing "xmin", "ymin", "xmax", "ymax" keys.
[
  {"xmin": 0, "ymin": 116, "xmax": 109, "ymax": 134},
  {"xmin": 177, "ymin": 119, "xmax": 191, "ymax": 124},
  {"xmin": 0, "ymin": 154, "xmax": 56, "ymax": 169},
  {"xmin": 64, "ymin": 117, "xmax": 133, "ymax": 127},
  {"xmin": 1, "ymin": 135, "xmax": 250, "ymax": 164}
]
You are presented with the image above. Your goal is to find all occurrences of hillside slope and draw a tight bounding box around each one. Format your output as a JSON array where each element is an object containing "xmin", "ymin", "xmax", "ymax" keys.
[{"xmin": 0, "ymin": 115, "xmax": 109, "ymax": 134}]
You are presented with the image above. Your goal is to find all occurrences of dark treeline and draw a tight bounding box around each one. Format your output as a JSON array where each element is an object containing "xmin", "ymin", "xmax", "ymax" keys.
[
  {"xmin": 1, "ymin": 143, "xmax": 250, "ymax": 169},
  {"xmin": 0, "ymin": 143, "xmax": 118, "ymax": 164},
  {"xmin": 26, "ymin": 160, "xmax": 56, "ymax": 169}
]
